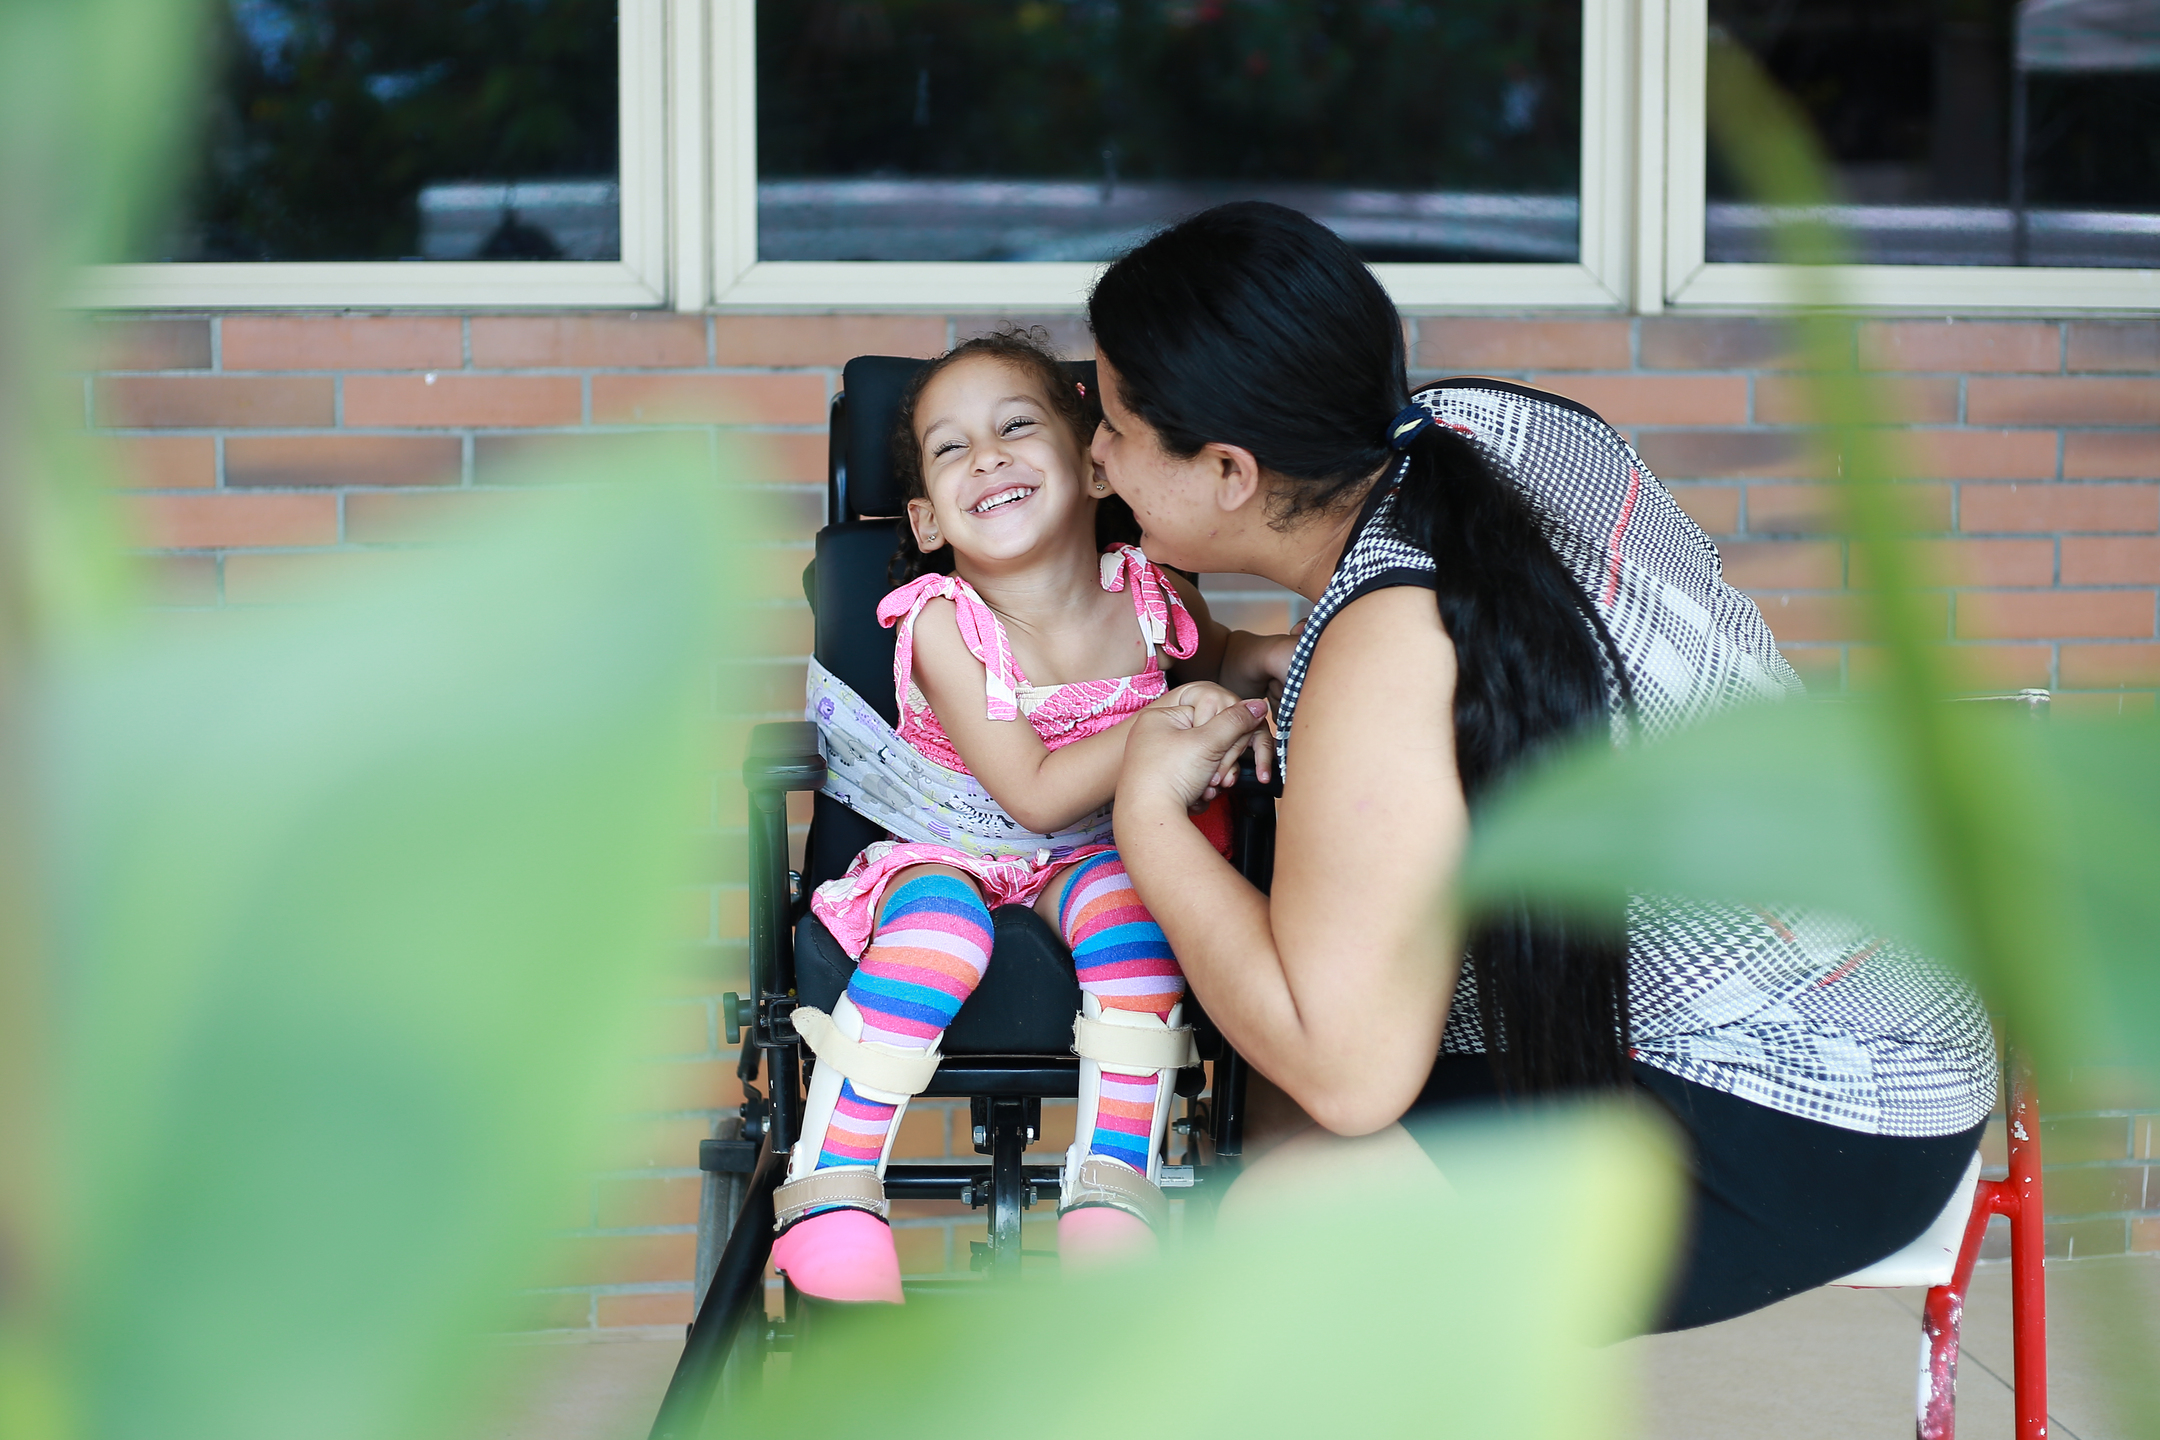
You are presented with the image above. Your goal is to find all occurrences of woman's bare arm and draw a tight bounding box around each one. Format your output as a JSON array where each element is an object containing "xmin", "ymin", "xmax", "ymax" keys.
[{"xmin": 1113, "ymin": 586, "xmax": 1467, "ymax": 1134}]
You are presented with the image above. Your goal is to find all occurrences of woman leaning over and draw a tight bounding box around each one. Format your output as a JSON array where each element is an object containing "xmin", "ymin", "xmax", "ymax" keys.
[{"xmin": 1090, "ymin": 202, "xmax": 1997, "ymax": 1330}]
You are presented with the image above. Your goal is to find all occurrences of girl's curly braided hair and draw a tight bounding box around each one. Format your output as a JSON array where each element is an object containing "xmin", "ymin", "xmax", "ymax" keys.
[{"xmin": 886, "ymin": 326, "xmax": 1139, "ymax": 586}]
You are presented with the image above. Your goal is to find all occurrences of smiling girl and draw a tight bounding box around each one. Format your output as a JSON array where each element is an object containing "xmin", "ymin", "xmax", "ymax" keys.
[{"xmin": 774, "ymin": 331, "xmax": 1290, "ymax": 1303}]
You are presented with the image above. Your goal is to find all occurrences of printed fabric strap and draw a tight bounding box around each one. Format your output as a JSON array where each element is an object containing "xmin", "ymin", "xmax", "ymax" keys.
[
  {"xmin": 1099, "ymin": 546, "xmax": 1199, "ymax": 660},
  {"xmin": 876, "ymin": 572, "xmax": 1023, "ymax": 721}
]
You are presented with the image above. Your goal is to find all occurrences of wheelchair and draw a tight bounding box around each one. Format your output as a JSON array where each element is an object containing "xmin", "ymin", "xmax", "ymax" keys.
[{"xmin": 647, "ymin": 355, "xmax": 1278, "ymax": 1439}]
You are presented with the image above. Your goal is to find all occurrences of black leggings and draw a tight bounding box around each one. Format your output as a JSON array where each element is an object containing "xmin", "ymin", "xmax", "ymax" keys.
[{"xmin": 1408, "ymin": 1055, "xmax": 1987, "ymax": 1332}]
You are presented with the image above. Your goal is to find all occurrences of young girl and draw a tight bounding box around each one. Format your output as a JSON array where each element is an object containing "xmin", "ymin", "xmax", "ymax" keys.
[{"xmin": 777, "ymin": 331, "xmax": 1289, "ymax": 1304}]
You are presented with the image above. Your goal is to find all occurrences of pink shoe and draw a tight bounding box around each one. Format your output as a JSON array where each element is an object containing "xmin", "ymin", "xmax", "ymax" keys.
[
  {"xmin": 770, "ymin": 1208, "xmax": 903, "ymax": 1304},
  {"xmin": 1057, "ymin": 1203, "xmax": 1159, "ymax": 1274}
]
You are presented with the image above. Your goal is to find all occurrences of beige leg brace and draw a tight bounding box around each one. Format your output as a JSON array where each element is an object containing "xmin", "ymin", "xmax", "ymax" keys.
[
  {"xmin": 1061, "ymin": 993, "xmax": 1199, "ymax": 1225},
  {"xmin": 774, "ymin": 995, "xmax": 942, "ymax": 1231}
]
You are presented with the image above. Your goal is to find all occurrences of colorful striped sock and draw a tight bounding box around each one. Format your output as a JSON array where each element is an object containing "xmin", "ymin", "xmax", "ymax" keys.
[
  {"xmin": 812, "ymin": 871, "xmax": 992, "ymax": 1173},
  {"xmin": 1058, "ymin": 851, "xmax": 1185, "ymax": 1174}
]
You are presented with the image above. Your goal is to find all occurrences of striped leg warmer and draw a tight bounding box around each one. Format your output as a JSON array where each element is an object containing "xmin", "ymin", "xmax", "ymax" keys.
[
  {"xmin": 1057, "ymin": 851, "xmax": 1186, "ymax": 1174},
  {"xmin": 808, "ymin": 871, "xmax": 993, "ymax": 1174}
]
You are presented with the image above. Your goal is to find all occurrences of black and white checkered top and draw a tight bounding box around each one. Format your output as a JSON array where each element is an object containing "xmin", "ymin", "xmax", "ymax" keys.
[{"xmin": 1273, "ymin": 380, "xmax": 1996, "ymax": 1138}]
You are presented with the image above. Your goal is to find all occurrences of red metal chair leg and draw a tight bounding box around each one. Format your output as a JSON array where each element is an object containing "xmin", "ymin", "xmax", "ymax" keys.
[
  {"xmin": 1917, "ymin": 1055, "xmax": 2047, "ymax": 1440},
  {"xmin": 2002, "ymin": 1056, "xmax": 2048, "ymax": 1440}
]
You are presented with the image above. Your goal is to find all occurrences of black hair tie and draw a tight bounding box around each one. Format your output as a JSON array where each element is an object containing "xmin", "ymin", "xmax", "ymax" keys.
[{"xmin": 1388, "ymin": 403, "xmax": 1435, "ymax": 451}]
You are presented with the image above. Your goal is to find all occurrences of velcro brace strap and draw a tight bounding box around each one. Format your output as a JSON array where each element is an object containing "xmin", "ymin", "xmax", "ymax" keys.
[
  {"xmin": 773, "ymin": 1168, "xmax": 888, "ymax": 1231},
  {"xmin": 1072, "ymin": 1013, "xmax": 1199, "ymax": 1072},
  {"xmin": 792, "ymin": 1006, "xmax": 941, "ymax": 1098},
  {"xmin": 1061, "ymin": 1155, "xmax": 1169, "ymax": 1232}
]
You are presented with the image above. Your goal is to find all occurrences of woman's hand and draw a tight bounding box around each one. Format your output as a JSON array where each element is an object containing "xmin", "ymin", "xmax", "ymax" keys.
[{"xmin": 1124, "ymin": 689, "xmax": 1272, "ymax": 813}]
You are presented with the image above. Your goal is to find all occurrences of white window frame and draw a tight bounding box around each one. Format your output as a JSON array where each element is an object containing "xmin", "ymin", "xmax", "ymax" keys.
[
  {"xmin": 76, "ymin": 0, "xmax": 677, "ymax": 309},
  {"xmin": 1658, "ymin": 0, "xmax": 2160, "ymax": 312},
  {"xmin": 708, "ymin": 0, "xmax": 1641, "ymax": 312}
]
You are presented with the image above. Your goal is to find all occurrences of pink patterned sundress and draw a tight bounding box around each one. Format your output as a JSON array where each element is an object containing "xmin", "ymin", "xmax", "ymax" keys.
[{"xmin": 808, "ymin": 546, "xmax": 1198, "ymax": 956}]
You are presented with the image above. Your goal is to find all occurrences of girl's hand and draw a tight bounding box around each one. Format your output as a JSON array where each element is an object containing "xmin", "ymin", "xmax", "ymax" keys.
[
  {"xmin": 1152, "ymin": 682, "xmax": 1276, "ymax": 797},
  {"xmin": 1122, "ymin": 694, "xmax": 1273, "ymax": 815}
]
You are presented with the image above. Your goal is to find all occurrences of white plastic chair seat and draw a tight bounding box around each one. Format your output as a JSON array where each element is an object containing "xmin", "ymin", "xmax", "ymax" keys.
[{"xmin": 1832, "ymin": 1151, "xmax": 1985, "ymax": 1289}]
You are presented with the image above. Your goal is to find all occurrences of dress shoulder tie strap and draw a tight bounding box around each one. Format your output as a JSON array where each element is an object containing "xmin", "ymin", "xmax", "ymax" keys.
[
  {"xmin": 876, "ymin": 571, "xmax": 1024, "ymax": 721},
  {"xmin": 1098, "ymin": 546, "xmax": 1199, "ymax": 660}
]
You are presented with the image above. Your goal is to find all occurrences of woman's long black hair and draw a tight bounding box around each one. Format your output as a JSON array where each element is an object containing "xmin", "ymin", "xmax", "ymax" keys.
[{"xmin": 1088, "ymin": 201, "xmax": 1633, "ymax": 1094}]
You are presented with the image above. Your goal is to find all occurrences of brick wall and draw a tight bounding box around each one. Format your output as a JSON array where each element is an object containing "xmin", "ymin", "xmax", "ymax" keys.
[{"xmin": 84, "ymin": 310, "xmax": 2160, "ymax": 1325}]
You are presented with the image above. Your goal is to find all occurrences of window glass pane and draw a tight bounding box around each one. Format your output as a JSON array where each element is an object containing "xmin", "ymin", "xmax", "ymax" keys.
[
  {"xmin": 139, "ymin": 0, "xmax": 619, "ymax": 263},
  {"xmin": 1708, "ymin": 0, "xmax": 2160, "ymax": 268},
  {"xmin": 757, "ymin": 1, "xmax": 1582, "ymax": 265}
]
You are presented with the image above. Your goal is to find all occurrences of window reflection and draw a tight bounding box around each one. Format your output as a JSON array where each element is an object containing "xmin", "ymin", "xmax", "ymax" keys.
[
  {"xmin": 144, "ymin": 0, "xmax": 620, "ymax": 263},
  {"xmin": 1708, "ymin": 0, "xmax": 2160, "ymax": 268},
  {"xmin": 756, "ymin": 0, "xmax": 1583, "ymax": 264}
]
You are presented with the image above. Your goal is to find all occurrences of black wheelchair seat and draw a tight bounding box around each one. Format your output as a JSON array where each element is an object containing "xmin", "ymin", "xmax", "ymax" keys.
[{"xmin": 793, "ymin": 905, "xmax": 1082, "ymax": 1056}]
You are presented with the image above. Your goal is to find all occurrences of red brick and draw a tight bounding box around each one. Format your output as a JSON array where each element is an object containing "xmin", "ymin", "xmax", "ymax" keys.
[
  {"xmin": 1858, "ymin": 321, "xmax": 2060, "ymax": 373},
  {"xmin": 711, "ymin": 315, "xmax": 947, "ymax": 368},
  {"xmin": 2064, "ymin": 432, "xmax": 2160, "ymax": 479},
  {"xmin": 895, "ymin": 1226, "xmax": 951, "ymax": 1276},
  {"xmin": 225, "ymin": 434, "xmax": 460, "ymax": 489},
  {"xmin": 2059, "ymin": 644, "xmax": 2160, "ymax": 687},
  {"xmin": 2043, "ymin": 1164, "xmax": 2149, "ymax": 1216},
  {"xmin": 1720, "ymin": 540, "xmax": 1842, "ymax": 589},
  {"xmin": 343, "ymin": 374, "xmax": 580, "ymax": 427},
  {"xmin": 1667, "ymin": 483, "xmax": 1740, "ymax": 533},
  {"xmin": 470, "ymin": 314, "xmax": 708, "ymax": 369},
  {"xmin": 1752, "ymin": 591, "xmax": 1949, "ymax": 643},
  {"xmin": 2063, "ymin": 536, "xmax": 2160, "ymax": 585},
  {"xmin": 1955, "ymin": 590, "xmax": 2155, "ymax": 640},
  {"xmin": 592, "ymin": 373, "xmax": 825, "ymax": 426},
  {"xmin": 626, "ymin": 1059, "xmax": 738, "ymax": 1113},
  {"xmin": 344, "ymin": 489, "xmax": 543, "ymax": 544},
  {"xmin": 949, "ymin": 312, "xmax": 1092, "ymax": 359},
  {"xmin": 1951, "ymin": 644, "xmax": 2054, "ymax": 688},
  {"xmin": 1779, "ymin": 645, "xmax": 1844, "ymax": 688},
  {"xmin": 1969, "ymin": 378, "xmax": 2160, "ymax": 426},
  {"xmin": 1849, "ymin": 538, "xmax": 2055, "ymax": 588},
  {"xmin": 2038, "ymin": 1116, "xmax": 2132, "ymax": 1163},
  {"xmin": 2067, "ymin": 321, "xmax": 2160, "ymax": 373},
  {"xmin": 1754, "ymin": 375, "xmax": 1959, "ymax": 425},
  {"xmin": 891, "ymin": 1106, "xmax": 950, "ymax": 1161},
  {"xmin": 106, "ymin": 435, "xmax": 215, "ymax": 489},
  {"xmin": 473, "ymin": 430, "xmax": 715, "ymax": 485},
  {"xmin": 1413, "ymin": 319, "xmax": 1632, "ymax": 371},
  {"xmin": 595, "ymin": 1116, "xmax": 710, "ymax": 1172},
  {"xmin": 536, "ymin": 1232, "xmax": 694, "ymax": 1288},
  {"xmin": 1523, "ymin": 374, "xmax": 1746, "ymax": 426},
  {"xmin": 595, "ymin": 1176, "xmax": 699, "ymax": 1230},
  {"xmin": 133, "ymin": 493, "xmax": 337, "ymax": 549},
  {"xmin": 2045, "ymin": 1218, "xmax": 2128, "ymax": 1258},
  {"xmin": 1960, "ymin": 483, "xmax": 2159, "ymax": 534},
  {"xmin": 1746, "ymin": 482, "xmax": 1953, "ymax": 534},
  {"xmin": 1637, "ymin": 429, "xmax": 1818, "ymax": 480},
  {"xmin": 2133, "ymin": 1217, "xmax": 2160, "ymax": 1253},
  {"xmin": 222, "ymin": 316, "xmax": 463, "ymax": 371},
  {"xmin": 721, "ymin": 431, "xmax": 824, "ymax": 485},
  {"xmin": 221, "ymin": 550, "xmax": 416, "ymax": 604},
  {"xmin": 499, "ymin": 1290, "xmax": 592, "ymax": 1332},
  {"xmin": 1638, "ymin": 317, "xmax": 1814, "ymax": 370},
  {"xmin": 95, "ymin": 375, "xmax": 334, "ymax": 429},
  {"xmin": 88, "ymin": 316, "xmax": 211, "ymax": 371},
  {"xmin": 597, "ymin": 1292, "xmax": 693, "ymax": 1328},
  {"xmin": 636, "ymin": 1002, "xmax": 713, "ymax": 1059},
  {"xmin": 143, "ymin": 554, "xmax": 218, "ymax": 605},
  {"xmin": 1906, "ymin": 429, "xmax": 2059, "ymax": 481}
]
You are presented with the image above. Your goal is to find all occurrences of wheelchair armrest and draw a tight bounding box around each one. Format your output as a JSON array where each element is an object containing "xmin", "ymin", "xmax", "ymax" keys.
[{"xmin": 742, "ymin": 721, "xmax": 826, "ymax": 792}]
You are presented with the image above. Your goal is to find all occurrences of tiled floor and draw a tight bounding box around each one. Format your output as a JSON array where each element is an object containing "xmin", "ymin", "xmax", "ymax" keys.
[{"xmin": 477, "ymin": 1256, "xmax": 2160, "ymax": 1439}]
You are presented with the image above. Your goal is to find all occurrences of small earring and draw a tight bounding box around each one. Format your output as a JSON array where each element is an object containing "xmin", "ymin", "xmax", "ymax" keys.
[{"xmin": 1092, "ymin": 479, "xmax": 1109, "ymax": 494}]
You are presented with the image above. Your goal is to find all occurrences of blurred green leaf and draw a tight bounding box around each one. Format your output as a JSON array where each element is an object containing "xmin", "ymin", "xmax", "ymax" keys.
[
  {"xmin": 45, "ymin": 471, "xmax": 722, "ymax": 1440},
  {"xmin": 741, "ymin": 1102, "xmax": 1683, "ymax": 1440}
]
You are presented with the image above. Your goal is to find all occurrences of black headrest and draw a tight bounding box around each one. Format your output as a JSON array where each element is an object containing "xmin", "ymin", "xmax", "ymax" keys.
[{"xmin": 835, "ymin": 355, "xmax": 1099, "ymax": 521}]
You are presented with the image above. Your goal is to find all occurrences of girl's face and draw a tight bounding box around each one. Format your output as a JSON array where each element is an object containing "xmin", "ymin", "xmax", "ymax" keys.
[
  {"xmin": 908, "ymin": 356, "xmax": 1093, "ymax": 570},
  {"xmin": 1090, "ymin": 354, "xmax": 1223, "ymax": 573}
]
